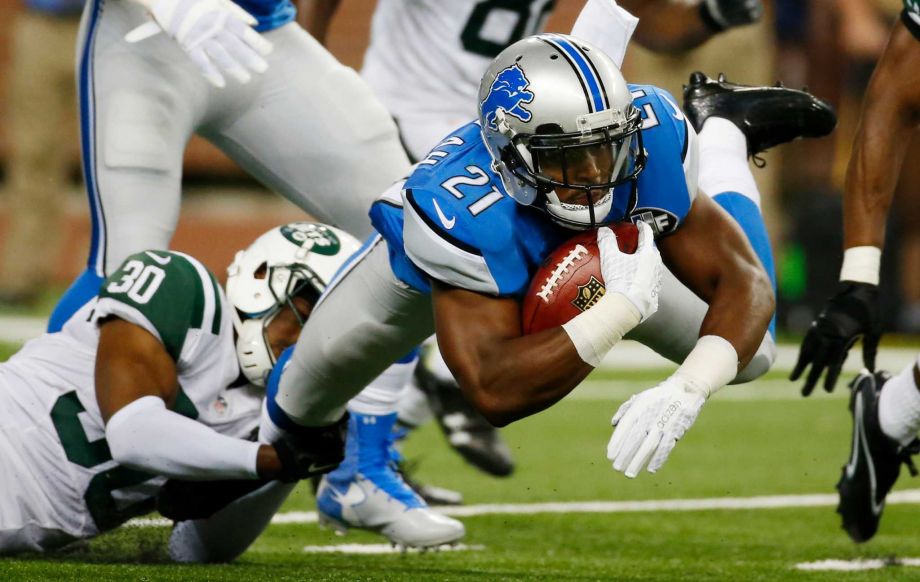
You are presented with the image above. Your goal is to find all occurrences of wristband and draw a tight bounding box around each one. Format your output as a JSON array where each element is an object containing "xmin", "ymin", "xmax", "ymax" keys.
[
  {"xmin": 839, "ymin": 246, "xmax": 881, "ymax": 286},
  {"xmin": 673, "ymin": 335, "xmax": 739, "ymax": 398},
  {"xmin": 562, "ymin": 291, "xmax": 642, "ymax": 367}
]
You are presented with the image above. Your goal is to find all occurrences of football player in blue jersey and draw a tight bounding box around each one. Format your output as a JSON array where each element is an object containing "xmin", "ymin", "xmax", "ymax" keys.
[
  {"xmin": 260, "ymin": 32, "xmax": 836, "ymax": 532},
  {"xmin": 303, "ymin": 0, "xmax": 768, "ymax": 494}
]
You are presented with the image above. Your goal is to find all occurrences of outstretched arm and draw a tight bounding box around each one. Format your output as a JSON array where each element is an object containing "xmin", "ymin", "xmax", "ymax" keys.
[
  {"xmin": 792, "ymin": 19, "xmax": 920, "ymax": 395},
  {"xmin": 620, "ymin": 0, "xmax": 763, "ymax": 53},
  {"xmin": 843, "ymin": 20, "xmax": 920, "ymax": 250},
  {"xmin": 606, "ymin": 193, "xmax": 774, "ymax": 478},
  {"xmin": 95, "ymin": 318, "xmax": 285, "ymax": 480}
]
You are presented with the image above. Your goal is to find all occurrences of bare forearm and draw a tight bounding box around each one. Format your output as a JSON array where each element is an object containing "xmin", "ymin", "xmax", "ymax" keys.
[
  {"xmin": 620, "ymin": 0, "xmax": 713, "ymax": 53},
  {"xmin": 297, "ymin": 0, "xmax": 341, "ymax": 42},
  {"xmin": 440, "ymin": 324, "xmax": 592, "ymax": 427},
  {"xmin": 698, "ymin": 266, "xmax": 774, "ymax": 368},
  {"xmin": 844, "ymin": 22, "xmax": 920, "ymax": 250}
]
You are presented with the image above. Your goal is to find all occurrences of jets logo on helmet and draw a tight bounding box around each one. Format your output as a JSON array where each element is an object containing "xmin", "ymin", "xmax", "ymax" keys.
[
  {"xmin": 279, "ymin": 223, "xmax": 342, "ymax": 256},
  {"xmin": 226, "ymin": 221, "xmax": 360, "ymax": 386},
  {"xmin": 481, "ymin": 64, "xmax": 535, "ymax": 130}
]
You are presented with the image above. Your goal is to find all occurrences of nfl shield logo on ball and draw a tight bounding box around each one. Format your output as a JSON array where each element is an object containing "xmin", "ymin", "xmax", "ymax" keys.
[{"xmin": 571, "ymin": 276, "xmax": 606, "ymax": 312}]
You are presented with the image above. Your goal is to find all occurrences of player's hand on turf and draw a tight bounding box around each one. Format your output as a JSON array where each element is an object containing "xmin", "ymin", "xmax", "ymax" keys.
[
  {"xmin": 701, "ymin": 0, "xmax": 764, "ymax": 30},
  {"xmin": 126, "ymin": 0, "xmax": 273, "ymax": 88},
  {"xmin": 790, "ymin": 282, "xmax": 880, "ymax": 396},
  {"xmin": 607, "ymin": 375, "xmax": 707, "ymax": 478},
  {"xmin": 597, "ymin": 221, "xmax": 662, "ymax": 323}
]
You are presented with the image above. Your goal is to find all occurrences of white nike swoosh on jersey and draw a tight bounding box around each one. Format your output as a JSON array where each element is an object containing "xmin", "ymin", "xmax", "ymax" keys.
[
  {"xmin": 144, "ymin": 251, "xmax": 172, "ymax": 265},
  {"xmin": 660, "ymin": 94, "xmax": 685, "ymax": 121},
  {"xmin": 432, "ymin": 199, "xmax": 456, "ymax": 230}
]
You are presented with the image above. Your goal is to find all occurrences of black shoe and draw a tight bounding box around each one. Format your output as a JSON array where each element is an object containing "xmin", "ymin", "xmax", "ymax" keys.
[
  {"xmin": 415, "ymin": 363, "xmax": 515, "ymax": 477},
  {"xmin": 396, "ymin": 460, "xmax": 465, "ymax": 507},
  {"xmin": 682, "ymin": 71, "xmax": 837, "ymax": 156},
  {"xmin": 836, "ymin": 370, "xmax": 920, "ymax": 543}
]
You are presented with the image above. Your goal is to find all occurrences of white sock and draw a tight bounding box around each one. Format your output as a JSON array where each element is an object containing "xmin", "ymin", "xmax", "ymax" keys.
[
  {"xmin": 698, "ymin": 117, "xmax": 761, "ymax": 207},
  {"xmin": 878, "ymin": 356, "xmax": 920, "ymax": 446},
  {"xmin": 396, "ymin": 381, "xmax": 433, "ymax": 427},
  {"xmin": 347, "ymin": 359, "xmax": 416, "ymax": 416}
]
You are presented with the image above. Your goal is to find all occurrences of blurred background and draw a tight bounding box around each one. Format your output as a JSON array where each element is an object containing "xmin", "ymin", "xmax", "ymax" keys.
[{"xmin": 0, "ymin": 0, "xmax": 916, "ymax": 340}]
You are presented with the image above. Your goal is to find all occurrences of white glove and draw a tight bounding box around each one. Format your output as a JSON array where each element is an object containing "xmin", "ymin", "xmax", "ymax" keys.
[
  {"xmin": 597, "ymin": 221, "xmax": 662, "ymax": 323},
  {"xmin": 126, "ymin": 0, "xmax": 273, "ymax": 88},
  {"xmin": 606, "ymin": 374, "xmax": 708, "ymax": 478}
]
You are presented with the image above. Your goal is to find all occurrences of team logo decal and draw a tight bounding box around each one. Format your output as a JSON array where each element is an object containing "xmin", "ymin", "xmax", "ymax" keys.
[
  {"xmin": 481, "ymin": 64, "xmax": 535, "ymax": 130},
  {"xmin": 280, "ymin": 223, "xmax": 341, "ymax": 256},
  {"xmin": 571, "ymin": 275, "xmax": 606, "ymax": 312}
]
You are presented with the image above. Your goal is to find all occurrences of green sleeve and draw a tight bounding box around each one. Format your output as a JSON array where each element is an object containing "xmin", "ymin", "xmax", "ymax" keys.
[{"xmin": 97, "ymin": 251, "xmax": 222, "ymax": 361}]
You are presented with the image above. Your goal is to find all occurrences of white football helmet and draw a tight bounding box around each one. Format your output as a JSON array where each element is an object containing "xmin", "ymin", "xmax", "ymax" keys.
[
  {"xmin": 478, "ymin": 34, "xmax": 645, "ymax": 230},
  {"xmin": 225, "ymin": 222, "xmax": 361, "ymax": 386}
]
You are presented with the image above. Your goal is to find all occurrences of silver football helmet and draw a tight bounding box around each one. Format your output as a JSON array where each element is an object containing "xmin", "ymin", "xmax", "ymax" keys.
[
  {"xmin": 225, "ymin": 222, "xmax": 361, "ymax": 386},
  {"xmin": 478, "ymin": 33, "xmax": 645, "ymax": 230}
]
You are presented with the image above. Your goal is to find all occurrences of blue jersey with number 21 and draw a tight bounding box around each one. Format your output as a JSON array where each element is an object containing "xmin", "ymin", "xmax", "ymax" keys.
[{"xmin": 369, "ymin": 84, "xmax": 697, "ymax": 299}]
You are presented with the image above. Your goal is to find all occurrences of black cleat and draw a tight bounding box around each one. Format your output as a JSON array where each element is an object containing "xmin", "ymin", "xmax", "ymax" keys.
[
  {"xmin": 415, "ymin": 363, "xmax": 515, "ymax": 477},
  {"xmin": 682, "ymin": 71, "xmax": 837, "ymax": 156},
  {"xmin": 836, "ymin": 370, "xmax": 920, "ymax": 543},
  {"xmin": 396, "ymin": 460, "xmax": 465, "ymax": 506}
]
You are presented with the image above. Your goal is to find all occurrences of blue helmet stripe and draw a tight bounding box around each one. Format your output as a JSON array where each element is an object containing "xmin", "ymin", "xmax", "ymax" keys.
[{"xmin": 543, "ymin": 34, "xmax": 607, "ymax": 112}]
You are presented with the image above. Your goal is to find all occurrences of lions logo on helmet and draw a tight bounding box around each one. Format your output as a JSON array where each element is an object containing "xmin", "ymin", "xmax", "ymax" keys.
[
  {"xmin": 226, "ymin": 221, "xmax": 360, "ymax": 386},
  {"xmin": 480, "ymin": 64, "xmax": 535, "ymax": 130},
  {"xmin": 478, "ymin": 34, "xmax": 646, "ymax": 230}
]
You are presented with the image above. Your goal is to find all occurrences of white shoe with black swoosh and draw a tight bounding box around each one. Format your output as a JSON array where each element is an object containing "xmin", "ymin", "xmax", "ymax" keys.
[{"xmin": 836, "ymin": 370, "xmax": 920, "ymax": 543}]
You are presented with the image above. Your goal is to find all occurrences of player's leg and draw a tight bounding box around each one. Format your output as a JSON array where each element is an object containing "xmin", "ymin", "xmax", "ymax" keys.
[
  {"xmin": 683, "ymin": 74, "xmax": 836, "ymax": 340},
  {"xmin": 49, "ymin": 0, "xmax": 197, "ymax": 331},
  {"xmin": 265, "ymin": 236, "xmax": 464, "ymax": 547},
  {"xmin": 0, "ymin": 373, "xmax": 83, "ymax": 554},
  {"xmin": 204, "ymin": 23, "xmax": 410, "ymax": 241}
]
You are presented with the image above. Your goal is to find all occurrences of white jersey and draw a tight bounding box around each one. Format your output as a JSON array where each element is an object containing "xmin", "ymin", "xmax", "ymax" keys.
[
  {"xmin": 361, "ymin": 0, "xmax": 638, "ymax": 160},
  {"xmin": 0, "ymin": 251, "xmax": 261, "ymax": 554},
  {"xmin": 361, "ymin": 0, "xmax": 555, "ymax": 158}
]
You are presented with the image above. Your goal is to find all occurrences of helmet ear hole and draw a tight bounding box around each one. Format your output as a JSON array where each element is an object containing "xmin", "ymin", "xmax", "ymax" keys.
[{"xmin": 254, "ymin": 262, "xmax": 268, "ymax": 280}]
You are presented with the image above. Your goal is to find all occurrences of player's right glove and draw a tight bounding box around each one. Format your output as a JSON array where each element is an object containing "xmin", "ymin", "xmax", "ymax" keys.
[
  {"xmin": 700, "ymin": 0, "xmax": 764, "ymax": 31},
  {"xmin": 271, "ymin": 413, "xmax": 350, "ymax": 482},
  {"xmin": 597, "ymin": 221, "xmax": 662, "ymax": 323},
  {"xmin": 607, "ymin": 374, "xmax": 708, "ymax": 478},
  {"xmin": 126, "ymin": 0, "xmax": 273, "ymax": 88},
  {"xmin": 790, "ymin": 281, "xmax": 881, "ymax": 396}
]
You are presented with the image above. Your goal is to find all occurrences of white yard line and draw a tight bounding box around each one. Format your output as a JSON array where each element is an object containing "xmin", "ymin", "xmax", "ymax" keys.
[
  {"xmin": 125, "ymin": 488, "xmax": 920, "ymax": 529},
  {"xmin": 796, "ymin": 558, "xmax": 920, "ymax": 571},
  {"xmin": 301, "ymin": 543, "xmax": 485, "ymax": 555}
]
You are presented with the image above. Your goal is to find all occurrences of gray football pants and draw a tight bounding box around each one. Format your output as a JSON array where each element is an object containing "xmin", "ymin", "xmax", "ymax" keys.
[
  {"xmin": 78, "ymin": 0, "xmax": 410, "ymax": 274},
  {"xmin": 275, "ymin": 236, "xmax": 776, "ymax": 427}
]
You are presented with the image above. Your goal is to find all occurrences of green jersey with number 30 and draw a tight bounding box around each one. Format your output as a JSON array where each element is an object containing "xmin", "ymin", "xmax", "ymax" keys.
[{"xmin": 0, "ymin": 251, "xmax": 260, "ymax": 549}]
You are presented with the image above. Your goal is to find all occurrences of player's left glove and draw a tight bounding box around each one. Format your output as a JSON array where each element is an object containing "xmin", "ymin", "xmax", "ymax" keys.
[
  {"xmin": 271, "ymin": 413, "xmax": 350, "ymax": 482},
  {"xmin": 157, "ymin": 478, "xmax": 270, "ymax": 521},
  {"xmin": 606, "ymin": 375, "xmax": 708, "ymax": 478},
  {"xmin": 125, "ymin": 0, "xmax": 273, "ymax": 88},
  {"xmin": 790, "ymin": 281, "xmax": 881, "ymax": 396},
  {"xmin": 700, "ymin": 0, "xmax": 764, "ymax": 31}
]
